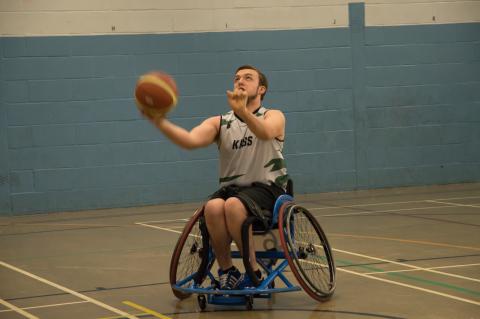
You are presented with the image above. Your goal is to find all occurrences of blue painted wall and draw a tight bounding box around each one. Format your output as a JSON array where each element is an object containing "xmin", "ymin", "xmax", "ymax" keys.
[
  {"xmin": 363, "ymin": 22, "xmax": 480, "ymax": 188},
  {"xmin": 1, "ymin": 4, "xmax": 479, "ymax": 215}
]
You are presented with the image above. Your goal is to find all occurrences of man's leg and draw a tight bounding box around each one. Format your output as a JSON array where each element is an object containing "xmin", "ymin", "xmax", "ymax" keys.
[
  {"xmin": 204, "ymin": 198, "xmax": 233, "ymax": 270},
  {"xmin": 224, "ymin": 197, "xmax": 258, "ymax": 271}
]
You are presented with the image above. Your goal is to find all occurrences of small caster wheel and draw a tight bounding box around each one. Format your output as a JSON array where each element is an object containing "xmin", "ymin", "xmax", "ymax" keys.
[
  {"xmin": 197, "ymin": 294, "xmax": 207, "ymax": 310},
  {"xmin": 245, "ymin": 295, "xmax": 253, "ymax": 310}
]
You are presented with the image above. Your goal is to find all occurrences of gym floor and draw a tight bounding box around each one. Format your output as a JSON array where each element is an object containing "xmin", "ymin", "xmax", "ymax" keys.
[{"xmin": 1, "ymin": 183, "xmax": 479, "ymax": 319}]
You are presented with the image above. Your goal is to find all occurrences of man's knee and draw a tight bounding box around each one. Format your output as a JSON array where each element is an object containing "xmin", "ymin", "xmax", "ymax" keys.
[
  {"xmin": 224, "ymin": 197, "xmax": 248, "ymax": 219},
  {"xmin": 204, "ymin": 198, "xmax": 225, "ymax": 220}
]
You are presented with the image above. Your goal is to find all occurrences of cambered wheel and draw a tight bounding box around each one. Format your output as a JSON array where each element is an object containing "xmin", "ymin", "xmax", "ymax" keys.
[
  {"xmin": 279, "ymin": 203, "xmax": 336, "ymax": 301},
  {"xmin": 169, "ymin": 208, "xmax": 213, "ymax": 299}
]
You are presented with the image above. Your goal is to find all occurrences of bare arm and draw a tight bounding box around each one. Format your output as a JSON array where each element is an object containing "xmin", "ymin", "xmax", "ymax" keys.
[
  {"xmin": 240, "ymin": 109, "xmax": 285, "ymax": 140},
  {"xmin": 149, "ymin": 115, "xmax": 220, "ymax": 150}
]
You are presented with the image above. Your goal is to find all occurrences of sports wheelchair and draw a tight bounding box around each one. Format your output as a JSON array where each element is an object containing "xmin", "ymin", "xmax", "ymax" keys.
[{"xmin": 169, "ymin": 181, "xmax": 336, "ymax": 310}]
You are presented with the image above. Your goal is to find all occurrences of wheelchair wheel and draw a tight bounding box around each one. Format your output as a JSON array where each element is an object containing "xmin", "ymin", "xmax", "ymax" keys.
[
  {"xmin": 169, "ymin": 208, "xmax": 213, "ymax": 299},
  {"xmin": 279, "ymin": 203, "xmax": 336, "ymax": 301}
]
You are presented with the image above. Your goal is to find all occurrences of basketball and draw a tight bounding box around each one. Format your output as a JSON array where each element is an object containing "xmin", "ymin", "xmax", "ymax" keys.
[{"xmin": 135, "ymin": 71, "xmax": 178, "ymax": 117}]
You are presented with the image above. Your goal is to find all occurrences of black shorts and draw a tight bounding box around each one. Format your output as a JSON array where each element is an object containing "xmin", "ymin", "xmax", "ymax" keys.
[{"xmin": 209, "ymin": 182, "xmax": 285, "ymax": 220}]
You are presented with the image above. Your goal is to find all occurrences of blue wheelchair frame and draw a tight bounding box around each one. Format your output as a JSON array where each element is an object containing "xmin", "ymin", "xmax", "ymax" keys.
[{"xmin": 170, "ymin": 193, "xmax": 335, "ymax": 310}]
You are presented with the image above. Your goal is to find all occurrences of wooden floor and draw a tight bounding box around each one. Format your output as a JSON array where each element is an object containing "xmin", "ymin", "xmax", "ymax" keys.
[{"xmin": 1, "ymin": 183, "xmax": 479, "ymax": 319}]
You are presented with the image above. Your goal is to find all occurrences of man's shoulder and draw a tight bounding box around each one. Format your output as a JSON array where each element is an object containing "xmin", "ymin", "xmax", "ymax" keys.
[
  {"xmin": 262, "ymin": 107, "xmax": 285, "ymax": 118},
  {"xmin": 203, "ymin": 115, "xmax": 222, "ymax": 128},
  {"xmin": 220, "ymin": 110, "xmax": 235, "ymax": 120},
  {"xmin": 261, "ymin": 106, "xmax": 283, "ymax": 113}
]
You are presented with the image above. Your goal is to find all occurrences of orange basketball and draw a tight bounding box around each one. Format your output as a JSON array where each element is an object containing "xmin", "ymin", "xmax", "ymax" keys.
[{"xmin": 135, "ymin": 71, "xmax": 178, "ymax": 117}]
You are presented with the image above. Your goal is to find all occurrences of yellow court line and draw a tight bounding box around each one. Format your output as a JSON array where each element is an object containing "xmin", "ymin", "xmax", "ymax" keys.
[
  {"xmin": 97, "ymin": 313, "xmax": 145, "ymax": 319},
  {"xmin": 123, "ymin": 301, "xmax": 172, "ymax": 319},
  {"xmin": 331, "ymin": 233, "xmax": 480, "ymax": 251}
]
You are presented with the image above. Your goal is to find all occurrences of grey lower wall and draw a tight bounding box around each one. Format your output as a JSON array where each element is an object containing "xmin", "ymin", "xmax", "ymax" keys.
[{"xmin": 1, "ymin": 3, "xmax": 479, "ymax": 215}]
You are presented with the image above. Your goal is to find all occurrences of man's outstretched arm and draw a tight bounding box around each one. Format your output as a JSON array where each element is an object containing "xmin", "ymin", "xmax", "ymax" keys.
[{"xmin": 148, "ymin": 114, "xmax": 220, "ymax": 150}]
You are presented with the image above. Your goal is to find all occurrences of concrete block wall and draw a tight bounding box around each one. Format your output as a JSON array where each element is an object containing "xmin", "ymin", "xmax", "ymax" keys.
[
  {"xmin": 363, "ymin": 23, "xmax": 480, "ymax": 188},
  {"xmin": 1, "ymin": 1, "xmax": 479, "ymax": 215}
]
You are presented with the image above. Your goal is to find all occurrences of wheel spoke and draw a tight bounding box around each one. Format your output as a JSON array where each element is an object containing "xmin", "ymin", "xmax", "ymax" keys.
[
  {"xmin": 282, "ymin": 204, "xmax": 336, "ymax": 300},
  {"xmin": 170, "ymin": 209, "xmax": 213, "ymax": 299}
]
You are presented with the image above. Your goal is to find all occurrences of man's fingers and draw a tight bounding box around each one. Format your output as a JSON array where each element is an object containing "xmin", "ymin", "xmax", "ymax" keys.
[
  {"xmin": 237, "ymin": 89, "xmax": 247, "ymax": 98},
  {"xmin": 226, "ymin": 89, "xmax": 247, "ymax": 100}
]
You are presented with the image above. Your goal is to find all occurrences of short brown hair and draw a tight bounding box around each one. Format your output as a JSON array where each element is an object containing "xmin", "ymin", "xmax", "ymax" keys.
[{"xmin": 235, "ymin": 65, "xmax": 268, "ymax": 100}]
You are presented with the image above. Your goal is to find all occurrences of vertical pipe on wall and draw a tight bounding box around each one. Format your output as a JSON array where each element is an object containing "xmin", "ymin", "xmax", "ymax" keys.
[
  {"xmin": 0, "ymin": 38, "xmax": 12, "ymax": 214},
  {"xmin": 349, "ymin": 2, "xmax": 368, "ymax": 189}
]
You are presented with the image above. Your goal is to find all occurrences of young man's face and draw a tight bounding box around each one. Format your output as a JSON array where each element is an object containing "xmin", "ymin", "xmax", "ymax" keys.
[{"xmin": 234, "ymin": 69, "xmax": 265, "ymax": 103}]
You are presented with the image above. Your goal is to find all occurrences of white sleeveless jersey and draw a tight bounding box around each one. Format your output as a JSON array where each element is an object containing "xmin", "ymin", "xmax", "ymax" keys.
[{"xmin": 216, "ymin": 106, "xmax": 289, "ymax": 189}]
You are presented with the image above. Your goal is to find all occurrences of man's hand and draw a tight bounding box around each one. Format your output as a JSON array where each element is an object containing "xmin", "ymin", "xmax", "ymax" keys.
[
  {"xmin": 226, "ymin": 88, "xmax": 248, "ymax": 116},
  {"xmin": 137, "ymin": 102, "xmax": 165, "ymax": 123}
]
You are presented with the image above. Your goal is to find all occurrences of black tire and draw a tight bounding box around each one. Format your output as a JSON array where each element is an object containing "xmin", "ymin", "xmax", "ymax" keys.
[
  {"xmin": 279, "ymin": 203, "xmax": 336, "ymax": 301},
  {"xmin": 198, "ymin": 294, "xmax": 207, "ymax": 310},
  {"xmin": 169, "ymin": 208, "xmax": 213, "ymax": 299},
  {"xmin": 245, "ymin": 295, "xmax": 253, "ymax": 310}
]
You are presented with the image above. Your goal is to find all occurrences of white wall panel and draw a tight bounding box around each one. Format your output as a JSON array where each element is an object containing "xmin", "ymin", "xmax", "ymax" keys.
[
  {"xmin": 0, "ymin": 0, "xmax": 478, "ymax": 36},
  {"xmin": 366, "ymin": 1, "xmax": 480, "ymax": 26},
  {"xmin": 0, "ymin": 0, "xmax": 349, "ymax": 36}
]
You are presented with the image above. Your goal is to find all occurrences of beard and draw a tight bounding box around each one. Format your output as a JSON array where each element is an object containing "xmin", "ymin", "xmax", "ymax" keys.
[
  {"xmin": 247, "ymin": 92, "xmax": 258, "ymax": 105},
  {"xmin": 246, "ymin": 85, "xmax": 261, "ymax": 105}
]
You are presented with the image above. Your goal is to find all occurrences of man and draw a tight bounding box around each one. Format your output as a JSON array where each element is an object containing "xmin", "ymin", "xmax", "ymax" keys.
[{"xmin": 143, "ymin": 65, "xmax": 288, "ymax": 290}]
